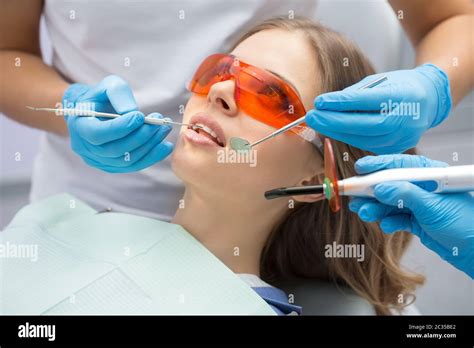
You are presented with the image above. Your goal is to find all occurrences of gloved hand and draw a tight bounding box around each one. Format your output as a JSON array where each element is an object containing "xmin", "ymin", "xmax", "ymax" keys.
[
  {"xmin": 349, "ymin": 154, "xmax": 474, "ymax": 278},
  {"xmin": 305, "ymin": 64, "xmax": 452, "ymax": 154},
  {"xmin": 62, "ymin": 75, "xmax": 173, "ymax": 173}
]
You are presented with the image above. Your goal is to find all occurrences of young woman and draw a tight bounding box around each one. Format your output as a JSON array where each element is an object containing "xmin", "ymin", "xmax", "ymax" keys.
[
  {"xmin": 2, "ymin": 17, "xmax": 424, "ymax": 316},
  {"xmin": 172, "ymin": 16, "xmax": 424, "ymax": 315}
]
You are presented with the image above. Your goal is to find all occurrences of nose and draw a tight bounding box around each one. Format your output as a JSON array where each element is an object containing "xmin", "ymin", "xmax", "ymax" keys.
[{"xmin": 207, "ymin": 80, "xmax": 238, "ymax": 117}]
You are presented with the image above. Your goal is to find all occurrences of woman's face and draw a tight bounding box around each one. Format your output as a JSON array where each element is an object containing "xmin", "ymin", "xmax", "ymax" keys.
[{"xmin": 172, "ymin": 29, "xmax": 323, "ymax": 203}]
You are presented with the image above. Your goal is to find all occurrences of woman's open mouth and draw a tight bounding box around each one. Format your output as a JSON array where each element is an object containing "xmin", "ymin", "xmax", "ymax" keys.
[{"xmin": 184, "ymin": 113, "xmax": 226, "ymax": 147}]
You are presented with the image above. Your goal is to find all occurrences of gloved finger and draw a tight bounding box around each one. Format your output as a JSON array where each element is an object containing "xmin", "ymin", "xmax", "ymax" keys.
[
  {"xmin": 125, "ymin": 141, "xmax": 174, "ymax": 172},
  {"xmin": 341, "ymin": 73, "xmax": 388, "ymax": 90},
  {"xmin": 91, "ymin": 113, "xmax": 171, "ymax": 157},
  {"xmin": 355, "ymin": 155, "xmax": 449, "ymax": 174},
  {"xmin": 63, "ymin": 84, "xmax": 91, "ymax": 124},
  {"xmin": 357, "ymin": 201, "xmax": 407, "ymax": 222},
  {"xmin": 73, "ymin": 111, "xmax": 145, "ymax": 145},
  {"xmin": 305, "ymin": 109, "xmax": 399, "ymax": 137},
  {"xmin": 373, "ymin": 181, "xmax": 437, "ymax": 215},
  {"xmin": 82, "ymin": 124, "xmax": 172, "ymax": 167},
  {"xmin": 62, "ymin": 84, "xmax": 90, "ymax": 107},
  {"xmin": 348, "ymin": 197, "xmax": 376, "ymax": 213},
  {"xmin": 305, "ymin": 117, "xmax": 421, "ymax": 154},
  {"xmin": 379, "ymin": 214, "xmax": 415, "ymax": 234},
  {"xmin": 314, "ymin": 85, "xmax": 405, "ymax": 112},
  {"xmin": 84, "ymin": 141, "xmax": 174, "ymax": 173},
  {"xmin": 78, "ymin": 75, "xmax": 138, "ymax": 114}
]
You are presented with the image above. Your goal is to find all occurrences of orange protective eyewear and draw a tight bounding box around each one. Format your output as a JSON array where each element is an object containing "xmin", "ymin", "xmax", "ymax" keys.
[{"xmin": 187, "ymin": 53, "xmax": 311, "ymax": 137}]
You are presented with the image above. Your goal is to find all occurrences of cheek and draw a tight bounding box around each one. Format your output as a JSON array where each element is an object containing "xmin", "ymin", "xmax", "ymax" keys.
[
  {"xmin": 223, "ymin": 124, "xmax": 313, "ymax": 196},
  {"xmin": 226, "ymin": 121, "xmax": 303, "ymax": 190},
  {"xmin": 251, "ymin": 135, "xmax": 311, "ymax": 188}
]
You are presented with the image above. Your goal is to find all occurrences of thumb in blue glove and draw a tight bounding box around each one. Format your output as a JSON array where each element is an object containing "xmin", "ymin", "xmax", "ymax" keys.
[{"xmin": 305, "ymin": 64, "xmax": 452, "ymax": 154}]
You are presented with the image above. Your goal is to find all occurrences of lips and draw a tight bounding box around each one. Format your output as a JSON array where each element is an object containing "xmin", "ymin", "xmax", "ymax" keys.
[{"xmin": 186, "ymin": 113, "xmax": 226, "ymax": 147}]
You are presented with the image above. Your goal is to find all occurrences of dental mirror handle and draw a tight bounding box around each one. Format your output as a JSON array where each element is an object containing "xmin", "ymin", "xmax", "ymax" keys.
[
  {"xmin": 250, "ymin": 116, "xmax": 306, "ymax": 147},
  {"xmin": 249, "ymin": 75, "xmax": 388, "ymax": 148}
]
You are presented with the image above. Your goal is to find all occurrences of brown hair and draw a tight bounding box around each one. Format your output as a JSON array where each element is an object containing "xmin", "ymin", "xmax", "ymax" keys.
[{"xmin": 234, "ymin": 17, "xmax": 424, "ymax": 315}]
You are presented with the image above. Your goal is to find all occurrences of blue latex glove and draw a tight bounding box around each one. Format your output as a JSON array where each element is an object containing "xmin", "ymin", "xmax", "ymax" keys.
[
  {"xmin": 349, "ymin": 154, "xmax": 474, "ymax": 278},
  {"xmin": 62, "ymin": 75, "xmax": 173, "ymax": 173},
  {"xmin": 306, "ymin": 64, "xmax": 452, "ymax": 154}
]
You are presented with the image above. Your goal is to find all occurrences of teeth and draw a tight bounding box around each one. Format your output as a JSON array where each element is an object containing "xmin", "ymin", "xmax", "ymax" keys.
[
  {"xmin": 194, "ymin": 123, "xmax": 222, "ymax": 144},
  {"xmin": 196, "ymin": 124, "xmax": 217, "ymax": 138}
]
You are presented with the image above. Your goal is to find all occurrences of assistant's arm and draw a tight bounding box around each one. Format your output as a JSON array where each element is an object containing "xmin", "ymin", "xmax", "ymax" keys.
[
  {"xmin": 0, "ymin": 0, "xmax": 69, "ymax": 135},
  {"xmin": 389, "ymin": 0, "xmax": 474, "ymax": 106}
]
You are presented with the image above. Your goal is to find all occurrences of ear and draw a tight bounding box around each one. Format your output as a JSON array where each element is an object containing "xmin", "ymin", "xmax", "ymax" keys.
[{"xmin": 292, "ymin": 172, "xmax": 326, "ymax": 203}]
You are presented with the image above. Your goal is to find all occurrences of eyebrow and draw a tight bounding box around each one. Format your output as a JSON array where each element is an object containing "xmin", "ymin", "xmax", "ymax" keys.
[{"xmin": 265, "ymin": 69, "xmax": 301, "ymax": 98}]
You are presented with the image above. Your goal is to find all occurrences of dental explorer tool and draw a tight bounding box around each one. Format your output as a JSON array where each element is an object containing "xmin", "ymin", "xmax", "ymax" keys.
[
  {"xmin": 26, "ymin": 106, "xmax": 202, "ymax": 129},
  {"xmin": 229, "ymin": 75, "xmax": 388, "ymax": 151}
]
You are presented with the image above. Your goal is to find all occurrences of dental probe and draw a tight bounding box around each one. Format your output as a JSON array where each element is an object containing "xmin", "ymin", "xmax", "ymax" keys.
[
  {"xmin": 26, "ymin": 106, "xmax": 202, "ymax": 129},
  {"xmin": 265, "ymin": 165, "xmax": 474, "ymax": 200},
  {"xmin": 230, "ymin": 75, "xmax": 388, "ymax": 151}
]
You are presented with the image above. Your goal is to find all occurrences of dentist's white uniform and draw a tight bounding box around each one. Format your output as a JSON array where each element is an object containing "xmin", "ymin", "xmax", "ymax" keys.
[{"xmin": 31, "ymin": 0, "xmax": 317, "ymax": 220}]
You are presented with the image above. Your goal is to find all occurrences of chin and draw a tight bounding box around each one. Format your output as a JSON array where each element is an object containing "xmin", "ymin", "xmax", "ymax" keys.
[{"xmin": 172, "ymin": 135, "xmax": 261, "ymax": 200}]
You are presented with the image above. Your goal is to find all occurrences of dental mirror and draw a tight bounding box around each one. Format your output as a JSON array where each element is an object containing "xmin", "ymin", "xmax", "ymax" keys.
[{"xmin": 229, "ymin": 137, "xmax": 252, "ymax": 151}]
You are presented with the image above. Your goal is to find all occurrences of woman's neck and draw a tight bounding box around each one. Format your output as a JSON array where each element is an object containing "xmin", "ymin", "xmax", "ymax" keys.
[{"xmin": 172, "ymin": 187, "xmax": 285, "ymax": 276}]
